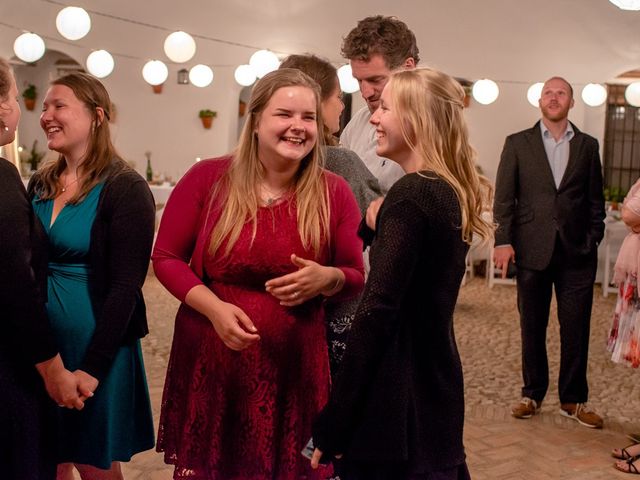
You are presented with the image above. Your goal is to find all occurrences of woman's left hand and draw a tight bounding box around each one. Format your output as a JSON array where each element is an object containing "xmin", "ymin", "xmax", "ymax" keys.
[{"xmin": 265, "ymin": 254, "xmax": 342, "ymax": 306}]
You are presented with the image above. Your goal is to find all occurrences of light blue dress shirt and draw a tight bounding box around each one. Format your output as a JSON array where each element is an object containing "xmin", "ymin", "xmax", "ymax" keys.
[{"xmin": 540, "ymin": 121, "xmax": 574, "ymax": 189}]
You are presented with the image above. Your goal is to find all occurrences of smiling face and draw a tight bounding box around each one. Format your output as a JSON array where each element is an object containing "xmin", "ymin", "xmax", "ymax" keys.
[
  {"xmin": 350, "ymin": 53, "xmax": 393, "ymax": 113},
  {"xmin": 0, "ymin": 73, "xmax": 21, "ymax": 145},
  {"xmin": 321, "ymin": 78, "xmax": 345, "ymax": 134},
  {"xmin": 539, "ymin": 77, "xmax": 574, "ymax": 123},
  {"xmin": 255, "ymin": 85, "xmax": 318, "ymax": 169},
  {"xmin": 369, "ymin": 83, "xmax": 413, "ymax": 170},
  {"xmin": 40, "ymin": 84, "xmax": 96, "ymax": 162}
]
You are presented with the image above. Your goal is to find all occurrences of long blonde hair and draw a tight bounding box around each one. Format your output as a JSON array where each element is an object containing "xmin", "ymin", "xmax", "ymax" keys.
[
  {"xmin": 34, "ymin": 73, "xmax": 120, "ymax": 204},
  {"xmin": 209, "ymin": 68, "xmax": 329, "ymax": 257},
  {"xmin": 388, "ymin": 68, "xmax": 494, "ymax": 243}
]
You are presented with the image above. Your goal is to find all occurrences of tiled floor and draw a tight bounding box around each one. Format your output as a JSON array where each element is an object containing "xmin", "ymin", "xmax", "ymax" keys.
[{"xmin": 87, "ymin": 275, "xmax": 640, "ymax": 479}]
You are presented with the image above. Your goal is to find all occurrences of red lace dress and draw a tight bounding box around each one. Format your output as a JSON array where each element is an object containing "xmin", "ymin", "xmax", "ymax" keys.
[{"xmin": 153, "ymin": 157, "xmax": 364, "ymax": 480}]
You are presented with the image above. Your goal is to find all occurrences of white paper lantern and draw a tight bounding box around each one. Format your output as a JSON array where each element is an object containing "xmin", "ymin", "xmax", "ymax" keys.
[
  {"xmin": 13, "ymin": 32, "xmax": 46, "ymax": 63},
  {"xmin": 86, "ymin": 50, "xmax": 114, "ymax": 78},
  {"xmin": 625, "ymin": 82, "xmax": 640, "ymax": 107},
  {"xmin": 337, "ymin": 65, "xmax": 360, "ymax": 94},
  {"xmin": 142, "ymin": 60, "xmax": 169, "ymax": 86},
  {"xmin": 608, "ymin": 0, "xmax": 640, "ymax": 10},
  {"xmin": 472, "ymin": 79, "xmax": 499, "ymax": 105},
  {"xmin": 581, "ymin": 83, "xmax": 607, "ymax": 107},
  {"xmin": 56, "ymin": 6, "xmax": 91, "ymax": 40},
  {"xmin": 234, "ymin": 64, "xmax": 257, "ymax": 87},
  {"xmin": 249, "ymin": 50, "xmax": 280, "ymax": 79},
  {"xmin": 526, "ymin": 82, "xmax": 544, "ymax": 107},
  {"xmin": 164, "ymin": 31, "xmax": 196, "ymax": 63},
  {"xmin": 189, "ymin": 64, "xmax": 214, "ymax": 88}
]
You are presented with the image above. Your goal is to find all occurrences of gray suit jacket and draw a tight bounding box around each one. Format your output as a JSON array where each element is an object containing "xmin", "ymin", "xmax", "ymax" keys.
[{"xmin": 493, "ymin": 121, "xmax": 605, "ymax": 271}]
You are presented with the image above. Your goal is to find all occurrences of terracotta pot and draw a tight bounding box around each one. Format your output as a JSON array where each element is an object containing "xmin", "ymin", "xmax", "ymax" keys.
[
  {"xmin": 24, "ymin": 98, "xmax": 36, "ymax": 111},
  {"xmin": 239, "ymin": 100, "xmax": 247, "ymax": 117},
  {"xmin": 152, "ymin": 84, "xmax": 163, "ymax": 94},
  {"xmin": 201, "ymin": 116, "xmax": 214, "ymax": 129}
]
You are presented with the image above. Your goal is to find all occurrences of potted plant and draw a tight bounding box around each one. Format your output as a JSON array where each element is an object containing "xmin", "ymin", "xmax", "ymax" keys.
[
  {"xmin": 199, "ymin": 109, "xmax": 217, "ymax": 129},
  {"xmin": 20, "ymin": 139, "xmax": 46, "ymax": 174},
  {"xmin": 22, "ymin": 84, "xmax": 37, "ymax": 111}
]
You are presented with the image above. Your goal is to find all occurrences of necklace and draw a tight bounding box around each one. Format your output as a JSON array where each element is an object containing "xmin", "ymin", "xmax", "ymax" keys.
[
  {"xmin": 60, "ymin": 174, "xmax": 80, "ymax": 193},
  {"xmin": 260, "ymin": 184, "xmax": 290, "ymax": 206}
]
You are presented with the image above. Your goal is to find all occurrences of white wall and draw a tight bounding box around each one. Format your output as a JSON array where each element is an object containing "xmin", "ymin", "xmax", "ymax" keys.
[{"xmin": 12, "ymin": 49, "xmax": 245, "ymax": 181}]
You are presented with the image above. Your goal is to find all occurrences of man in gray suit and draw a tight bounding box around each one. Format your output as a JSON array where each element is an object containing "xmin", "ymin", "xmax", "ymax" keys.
[{"xmin": 493, "ymin": 77, "xmax": 605, "ymax": 428}]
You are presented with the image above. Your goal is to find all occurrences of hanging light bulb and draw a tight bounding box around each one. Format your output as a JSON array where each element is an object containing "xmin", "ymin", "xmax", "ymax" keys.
[
  {"xmin": 625, "ymin": 82, "xmax": 640, "ymax": 107},
  {"xmin": 581, "ymin": 83, "xmax": 607, "ymax": 107},
  {"xmin": 56, "ymin": 6, "xmax": 91, "ymax": 40},
  {"xmin": 249, "ymin": 50, "xmax": 280, "ymax": 78},
  {"xmin": 472, "ymin": 79, "xmax": 499, "ymax": 105},
  {"xmin": 189, "ymin": 64, "xmax": 214, "ymax": 88},
  {"xmin": 13, "ymin": 32, "xmax": 46, "ymax": 63},
  {"xmin": 526, "ymin": 82, "xmax": 544, "ymax": 107},
  {"xmin": 164, "ymin": 31, "xmax": 196, "ymax": 63},
  {"xmin": 142, "ymin": 60, "xmax": 169, "ymax": 86},
  {"xmin": 608, "ymin": 0, "xmax": 640, "ymax": 10},
  {"xmin": 86, "ymin": 50, "xmax": 114, "ymax": 78},
  {"xmin": 234, "ymin": 64, "xmax": 257, "ymax": 86},
  {"xmin": 177, "ymin": 68, "xmax": 189, "ymax": 85},
  {"xmin": 337, "ymin": 65, "xmax": 359, "ymax": 94}
]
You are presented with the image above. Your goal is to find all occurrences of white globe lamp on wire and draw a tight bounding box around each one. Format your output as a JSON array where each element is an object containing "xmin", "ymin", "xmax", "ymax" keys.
[
  {"xmin": 13, "ymin": 32, "xmax": 46, "ymax": 63},
  {"xmin": 608, "ymin": 0, "xmax": 640, "ymax": 10},
  {"xmin": 472, "ymin": 79, "xmax": 499, "ymax": 105},
  {"xmin": 56, "ymin": 6, "xmax": 91, "ymax": 40},
  {"xmin": 249, "ymin": 50, "xmax": 280, "ymax": 79},
  {"xmin": 526, "ymin": 82, "xmax": 544, "ymax": 107},
  {"xmin": 142, "ymin": 60, "xmax": 169, "ymax": 86},
  {"xmin": 625, "ymin": 82, "xmax": 640, "ymax": 107},
  {"xmin": 581, "ymin": 83, "xmax": 607, "ymax": 107},
  {"xmin": 86, "ymin": 50, "xmax": 114, "ymax": 78},
  {"xmin": 337, "ymin": 65, "xmax": 359, "ymax": 94},
  {"xmin": 189, "ymin": 64, "xmax": 214, "ymax": 88},
  {"xmin": 164, "ymin": 31, "xmax": 196, "ymax": 63},
  {"xmin": 234, "ymin": 64, "xmax": 256, "ymax": 87}
]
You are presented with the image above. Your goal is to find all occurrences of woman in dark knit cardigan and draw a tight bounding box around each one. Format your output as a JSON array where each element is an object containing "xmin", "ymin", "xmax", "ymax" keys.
[
  {"xmin": 311, "ymin": 68, "xmax": 494, "ymax": 479},
  {"xmin": 29, "ymin": 72, "xmax": 155, "ymax": 480}
]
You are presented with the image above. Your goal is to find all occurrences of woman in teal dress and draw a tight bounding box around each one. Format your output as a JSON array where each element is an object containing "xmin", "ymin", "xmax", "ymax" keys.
[{"xmin": 29, "ymin": 72, "xmax": 156, "ymax": 480}]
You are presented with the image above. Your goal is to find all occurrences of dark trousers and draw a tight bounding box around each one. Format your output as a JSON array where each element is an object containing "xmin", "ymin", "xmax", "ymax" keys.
[{"xmin": 516, "ymin": 237, "xmax": 597, "ymax": 404}]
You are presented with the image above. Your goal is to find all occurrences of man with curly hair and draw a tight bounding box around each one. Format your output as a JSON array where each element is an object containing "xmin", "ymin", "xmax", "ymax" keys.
[{"xmin": 340, "ymin": 15, "xmax": 419, "ymax": 194}]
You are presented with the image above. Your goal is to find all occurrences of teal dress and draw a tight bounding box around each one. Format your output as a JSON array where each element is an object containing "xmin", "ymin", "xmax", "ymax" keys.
[{"xmin": 33, "ymin": 184, "xmax": 155, "ymax": 469}]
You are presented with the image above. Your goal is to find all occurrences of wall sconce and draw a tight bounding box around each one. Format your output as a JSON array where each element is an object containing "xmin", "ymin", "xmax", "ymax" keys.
[{"xmin": 178, "ymin": 68, "xmax": 189, "ymax": 85}]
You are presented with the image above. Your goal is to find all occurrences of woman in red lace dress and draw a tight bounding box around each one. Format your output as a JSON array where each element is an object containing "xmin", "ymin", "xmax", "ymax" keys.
[{"xmin": 152, "ymin": 69, "xmax": 364, "ymax": 480}]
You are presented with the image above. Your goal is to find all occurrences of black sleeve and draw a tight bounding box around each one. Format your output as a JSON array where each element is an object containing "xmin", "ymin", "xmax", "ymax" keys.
[
  {"xmin": 80, "ymin": 174, "xmax": 155, "ymax": 380},
  {"xmin": 586, "ymin": 138, "xmax": 606, "ymax": 248},
  {"xmin": 0, "ymin": 159, "xmax": 57, "ymax": 365},
  {"xmin": 313, "ymin": 195, "xmax": 427, "ymax": 455},
  {"xmin": 493, "ymin": 136, "xmax": 517, "ymax": 246}
]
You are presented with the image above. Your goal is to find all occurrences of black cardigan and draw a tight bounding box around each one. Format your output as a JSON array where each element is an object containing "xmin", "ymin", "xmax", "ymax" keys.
[
  {"xmin": 0, "ymin": 158, "xmax": 57, "ymax": 367},
  {"xmin": 29, "ymin": 161, "xmax": 155, "ymax": 381},
  {"xmin": 313, "ymin": 172, "xmax": 469, "ymax": 472}
]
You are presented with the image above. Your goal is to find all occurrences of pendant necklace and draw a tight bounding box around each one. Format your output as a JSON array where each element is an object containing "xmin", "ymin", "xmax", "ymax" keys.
[
  {"xmin": 61, "ymin": 174, "xmax": 80, "ymax": 193},
  {"xmin": 261, "ymin": 184, "xmax": 290, "ymax": 206}
]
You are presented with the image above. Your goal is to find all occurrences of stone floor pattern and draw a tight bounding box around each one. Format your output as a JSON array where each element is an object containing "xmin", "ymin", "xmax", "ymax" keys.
[{"xmin": 88, "ymin": 274, "xmax": 639, "ymax": 479}]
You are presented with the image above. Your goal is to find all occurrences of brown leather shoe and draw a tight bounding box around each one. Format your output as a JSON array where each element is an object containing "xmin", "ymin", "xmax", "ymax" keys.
[
  {"xmin": 560, "ymin": 402, "xmax": 603, "ymax": 429},
  {"xmin": 511, "ymin": 397, "xmax": 541, "ymax": 419}
]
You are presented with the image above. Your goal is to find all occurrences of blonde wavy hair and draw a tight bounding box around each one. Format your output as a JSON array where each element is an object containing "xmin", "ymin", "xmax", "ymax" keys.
[
  {"xmin": 387, "ymin": 67, "xmax": 494, "ymax": 244},
  {"xmin": 209, "ymin": 68, "xmax": 329, "ymax": 257}
]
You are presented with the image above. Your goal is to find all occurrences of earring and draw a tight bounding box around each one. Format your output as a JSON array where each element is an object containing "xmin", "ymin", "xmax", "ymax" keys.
[{"xmin": 2, "ymin": 126, "xmax": 8, "ymax": 132}]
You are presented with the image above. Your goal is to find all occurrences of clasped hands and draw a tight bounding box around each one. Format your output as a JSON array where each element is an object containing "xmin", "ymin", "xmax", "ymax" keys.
[
  {"xmin": 36, "ymin": 354, "xmax": 98, "ymax": 410},
  {"xmin": 210, "ymin": 254, "xmax": 342, "ymax": 352}
]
